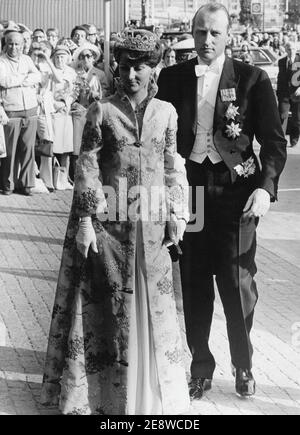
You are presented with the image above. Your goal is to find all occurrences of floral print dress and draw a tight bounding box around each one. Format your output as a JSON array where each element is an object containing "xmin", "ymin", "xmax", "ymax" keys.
[{"xmin": 41, "ymin": 80, "xmax": 190, "ymax": 415}]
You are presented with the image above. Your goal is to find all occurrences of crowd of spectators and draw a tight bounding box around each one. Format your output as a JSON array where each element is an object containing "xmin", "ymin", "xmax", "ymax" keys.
[
  {"xmin": 0, "ymin": 19, "xmax": 299, "ymax": 196},
  {"xmin": 0, "ymin": 20, "xmax": 113, "ymax": 195}
]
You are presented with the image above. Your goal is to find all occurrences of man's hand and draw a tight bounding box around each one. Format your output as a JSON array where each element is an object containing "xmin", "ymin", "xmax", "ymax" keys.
[
  {"xmin": 39, "ymin": 51, "xmax": 51, "ymax": 64},
  {"xmin": 76, "ymin": 217, "xmax": 98, "ymax": 258},
  {"xmin": 243, "ymin": 188, "xmax": 271, "ymax": 219},
  {"xmin": 295, "ymin": 87, "xmax": 300, "ymax": 98}
]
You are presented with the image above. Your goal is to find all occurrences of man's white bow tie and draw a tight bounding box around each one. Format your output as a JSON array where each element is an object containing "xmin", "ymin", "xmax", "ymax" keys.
[{"xmin": 195, "ymin": 63, "xmax": 220, "ymax": 77}]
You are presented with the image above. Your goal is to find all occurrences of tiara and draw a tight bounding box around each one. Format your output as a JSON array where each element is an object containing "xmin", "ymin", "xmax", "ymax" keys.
[{"xmin": 118, "ymin": 30, "xmax": 158, "ymax": 52}]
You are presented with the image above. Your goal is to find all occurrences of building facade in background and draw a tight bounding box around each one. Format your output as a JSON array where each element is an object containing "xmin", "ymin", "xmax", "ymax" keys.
[
  {"xmin": 0, "ymin": 0, "xmax": 127, "ymax": 35},
  {"xmin": 260, "ymin": 0, "xmax": 285, "ymax": 30},
  {"xmin": 128, "ymin": 0, "xmax": 287, "ymax": 30},
  {"xmin": 129, "ymin": 0, "xmax": 241, "ymax": 25}
]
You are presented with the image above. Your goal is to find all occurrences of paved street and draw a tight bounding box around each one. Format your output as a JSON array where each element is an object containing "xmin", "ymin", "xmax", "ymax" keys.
[{"xmin": 0, "ymin": 144, "xmax": 300, "ymax": 415}]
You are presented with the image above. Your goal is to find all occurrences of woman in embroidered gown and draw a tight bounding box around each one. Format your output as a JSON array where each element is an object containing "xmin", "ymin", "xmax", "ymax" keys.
[{"xmin": 41, "ymin": 30, "xmax": 190, "ymax": 415}]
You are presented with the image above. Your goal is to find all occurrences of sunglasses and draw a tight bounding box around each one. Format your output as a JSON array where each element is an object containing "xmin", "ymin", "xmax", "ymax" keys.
[{"xmin": 80, "ymin": 54, "xmax": 93, "ymax": 59}]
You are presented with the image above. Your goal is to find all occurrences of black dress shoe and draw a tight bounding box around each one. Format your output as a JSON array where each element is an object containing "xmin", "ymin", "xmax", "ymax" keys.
[
  {"xmin": 189, "ymin": 378, "xmax": 212, "ymax": 400},
  {"xmin": 15, "ymin": 187, "xmax": 33, "ymax": 196},
  {"xmin": 235, "ymin": 368, "xmax": 256, "ymax": 398},
  {"xmin": 290, "ymin": 137, "xmax": 299, "ymax": 147},
  {"xmin": 2, "ymin": 189, "xmax": 13, "ymax": 196},
  {"xmin": 23, "ymin": 187, "xmax": 33, "ymax": 196}
]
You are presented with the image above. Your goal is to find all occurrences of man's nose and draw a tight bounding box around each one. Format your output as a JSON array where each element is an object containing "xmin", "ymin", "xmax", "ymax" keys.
[{"xmin": 203, "ymin": 31, "xmax": 213, "ymax": 45}]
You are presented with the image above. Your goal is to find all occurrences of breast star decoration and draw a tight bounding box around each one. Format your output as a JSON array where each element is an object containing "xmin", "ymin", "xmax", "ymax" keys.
[
  {"xmin": 225, "ymin": 122, "xmax": 242, "ymax": 139},
  {"xmin": 234, "ymin": 156, "xmax": 256, "ymax": 178},
  {"xmin": 225, "ymin": 103, "xmax": 241, "ymax": 139},
  {"xmin": 225, "ymin": 103, "xmax": 240, "ymax": 121}
]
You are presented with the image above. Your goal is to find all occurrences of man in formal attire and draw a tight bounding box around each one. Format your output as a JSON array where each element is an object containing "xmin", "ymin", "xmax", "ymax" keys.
[
  {"xmin": 277, "ymin": 41, "xmax": 300, "ymax": 147},
  {"xmin": 157, "ymin": 3, "xmax": 287, "ymax": 399}
]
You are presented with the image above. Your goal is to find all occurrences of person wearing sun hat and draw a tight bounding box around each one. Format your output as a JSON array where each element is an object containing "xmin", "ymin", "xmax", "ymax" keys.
[
  {"xmin": 52, "ymin": 43, "xmax": 71, "ymax": 60},
  {"xmin": 41, "ymin": 28, "xmax": 190, "ymax": 415},
  {"xmin": 70, "ymin": 42, "xmax": 109, "ymax": 181},
  {"xmin": 50, "ymin": 43, "xmax": 76, "ymax": 190},
  {"xmin": 56, "ymin": 37, "xmax": 78, "ymax": 57}
]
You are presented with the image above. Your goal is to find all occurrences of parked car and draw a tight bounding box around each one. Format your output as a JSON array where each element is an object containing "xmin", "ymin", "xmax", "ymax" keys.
[
  {"xmin": 232, "ymin": 47, "xmax": 278, "ymax": 90},
  {"xmin": 172, "ymin": 37, "xmax": 197, "ymax": 63},
  {"xmin": 171, "ymin": 40, "xmax": 279, "ymax": 90}
]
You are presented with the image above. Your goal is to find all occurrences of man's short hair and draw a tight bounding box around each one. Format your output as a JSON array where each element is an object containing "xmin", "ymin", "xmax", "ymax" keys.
[
  {"xmin": 46, "ymin": 27, "xmax": 59, "ymax": 36},
  {"xmin": 70, "ymin": 25, "xmax": 88, "ymax": 39},
  {"xmin": 33, "ymin": 28, "xmax": 46, "ymax": 35},
  {"xmin": 192, "ymin": 2, "xmax": 231, "ymax": 34},
  {"xmin": 5, "ymin": 30, "xmax": 23, "ymax": 42}
]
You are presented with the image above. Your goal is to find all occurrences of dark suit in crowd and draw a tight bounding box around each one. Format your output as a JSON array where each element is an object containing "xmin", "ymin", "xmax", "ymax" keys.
[
  {"xmin": 157, "ymin": 56, "xmax": 287, "ymax": 380},
  {"xmin": 277, "ymin": 53, "xmax": 300, "ymax": 146}
]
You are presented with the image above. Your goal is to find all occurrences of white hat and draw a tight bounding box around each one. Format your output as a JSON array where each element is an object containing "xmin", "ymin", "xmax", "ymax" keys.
[
  {"xmin": 73, "ymin": 42, "xmax": 101, "ymax": 64},
  {"xmin": 3, "ymin": 21, "xmax": 21, "ymax": 35}
]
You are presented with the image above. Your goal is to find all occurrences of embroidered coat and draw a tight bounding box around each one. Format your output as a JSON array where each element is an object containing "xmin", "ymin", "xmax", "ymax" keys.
[{"xmin": 41, "ymin": 83, "xmax": 190, "ymax": 415}]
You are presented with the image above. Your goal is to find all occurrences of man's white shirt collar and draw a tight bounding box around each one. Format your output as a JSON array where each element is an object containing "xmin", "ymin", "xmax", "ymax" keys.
[{"xmin": 195, "ymin": 53, "xmax": 226, "ymax": 77}]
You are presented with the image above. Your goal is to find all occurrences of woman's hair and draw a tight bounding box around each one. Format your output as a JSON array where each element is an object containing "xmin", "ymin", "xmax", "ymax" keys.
[{"xmin": 114, "ymin": 40, "xmax": 162, "ymax": 68}]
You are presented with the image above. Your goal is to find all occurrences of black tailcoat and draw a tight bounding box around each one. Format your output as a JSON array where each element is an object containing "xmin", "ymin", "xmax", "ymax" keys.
[
  {"xmin": 157, "ymin": 57, "xmax": 287, "ymax": 378},
  {"xmin": 277, "ymin": 54, "xmax": 300, "ymax": 139},
  {"xmin": 158, "ymin": 56, "xmax": 287, "ymax": 200}
]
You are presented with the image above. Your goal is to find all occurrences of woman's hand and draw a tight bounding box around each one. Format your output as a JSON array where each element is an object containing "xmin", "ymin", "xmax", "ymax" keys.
[
  {"xmin": 71, "ymin": 102, "xmax": 86, "ymax": 115},
  {"xmin": 76, "ymin": 217, "xmax": 98, "ymax": 258},
  {"xmin": 166, "ymin": 214, "xmax": 187, "ymax": 246},
  {"xmin": 54, "ymin": 100, "xmax": 67, "ymax": 113}
]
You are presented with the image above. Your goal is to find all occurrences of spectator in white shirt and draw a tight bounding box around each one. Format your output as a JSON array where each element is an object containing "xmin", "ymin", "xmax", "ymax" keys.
[{"xmin": 0, "ymin": 30, "xmax": 41, "ymax": 196}]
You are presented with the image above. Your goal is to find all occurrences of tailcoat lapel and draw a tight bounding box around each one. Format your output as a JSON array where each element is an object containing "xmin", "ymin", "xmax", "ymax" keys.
[
  {"xmin": 214, "ymin": 57, "xmax": 239, "ymax": 132},
  {"xmin": 181, "ymin": 57, "xmax": 198, "ymax": 135}
]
